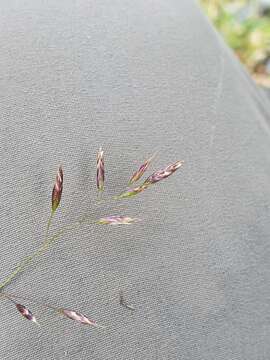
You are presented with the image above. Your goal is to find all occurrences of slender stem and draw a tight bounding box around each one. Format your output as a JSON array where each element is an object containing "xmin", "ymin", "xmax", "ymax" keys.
[
  {"xmin": 45, "ymin": 210, "xmax": 54, "ymax": 239},
  {"xmin": 97, "ymin": 190, "xmax": 103, "ymax": 204},
  {"xmin": 0, "ymin": 291, "xmax": 59, "ymax": 312},
  {"xmin": 0, "ymin": 192, "xmax": 124, "ymax": 291},
  {"xmin": 0, "ymin": 292, "xmax": 14, "ymax": 303},
  {"xmin": 0, "ymin": 218, "xmax": 95, "ymax": 291},
  {"xmin": 0, "ymin": 230, "xmax": 64, "ymax": 290}
]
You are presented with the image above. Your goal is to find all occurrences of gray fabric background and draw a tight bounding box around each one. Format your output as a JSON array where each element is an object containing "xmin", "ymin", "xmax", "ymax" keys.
[{"xmin": 0, "ymin": 0, "xmax": 270, "ymax": 359}]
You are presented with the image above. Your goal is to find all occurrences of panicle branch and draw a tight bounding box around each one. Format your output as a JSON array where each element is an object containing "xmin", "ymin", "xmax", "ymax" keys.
[{"xmin": 116, "ymin": 160, "xmax": 184, "ymax": 199}]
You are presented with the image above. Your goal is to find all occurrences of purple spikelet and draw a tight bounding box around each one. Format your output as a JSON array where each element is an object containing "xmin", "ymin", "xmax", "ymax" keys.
[
  {"xmin": 97, "ymin": 215, "xmax": 139, "ymax": 225},
  {"xmin": 128, "ymin": 154, "xmax": 155, "ymax": 185},
  {"xmin": 60, "ymin": 308, "xmax": 102, "ymax": 327},
  {"xmin": 97, "ymin": 147, "xmax": 105, "ymax": 191},
  {"xmin": 143, "ymin": 160, "xmax": 183, "ymax": 185},
  {"xmin": 15, "ymin": 303, "xmax": 38, "ymax": 325},
  {"xmin": 51, "ymin": 166, "xmax": 63, "ymax": 212}
]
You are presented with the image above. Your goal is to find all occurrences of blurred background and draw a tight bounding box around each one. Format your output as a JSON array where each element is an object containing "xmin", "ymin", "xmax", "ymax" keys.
[{"xmin": 200, "ymin": 0, "xmax": 270, "ymax": 88}]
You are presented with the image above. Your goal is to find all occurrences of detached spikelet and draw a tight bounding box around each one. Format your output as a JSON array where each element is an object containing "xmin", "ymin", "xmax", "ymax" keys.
[
  {"xmin": 143, "ymin": 160, "xmax": 184, "ymax": 185},
  {"xmin": 115, "ymin": 184, "xmax": 149, "ymax": 199},
  {"xmin": 15, "ymin": 303, "xmax": 38, "ymax": 325},
  {"xmin": 52, "ymin": 166, "xmax": 63, "ymax": 212},
  {"xmin": 97, "ymin": 215, "xmax": 139, "ymax": 225},
  {"xmin": 119, "ymin": 290, "xmax": 135, "ymax": 311},
  {"xmin": 129, "ymin": 154, "xmax": 155, "ymax": 185},
  {"xmin": 59, "ymin": 308, "xmax": 102, "ymax": 327},
  {"xmin": 97, "ymin": 147, "xmax": 105, "ymax": 191}
]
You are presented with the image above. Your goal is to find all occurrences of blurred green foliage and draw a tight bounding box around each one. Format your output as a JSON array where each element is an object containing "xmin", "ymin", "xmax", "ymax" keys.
[{"xmin": 200, "ymin": 0, "xmax": 270, "ymax": 86}]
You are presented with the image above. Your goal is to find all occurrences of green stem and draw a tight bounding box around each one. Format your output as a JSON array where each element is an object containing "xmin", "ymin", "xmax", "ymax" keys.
[
  {"xmin": 0, "ymin": 219, "xmax": 91, "ymax": 291},
  {"xmin": 97, "ymin": 190, "xmax": 103, "ymax": 203},
  {"xmin": 0, "ymin": 193, "xmax": 123, "ymax": 291},
  {"xmin": 45, "ymin": 210, "xmax": 54, "ymax": 239}
]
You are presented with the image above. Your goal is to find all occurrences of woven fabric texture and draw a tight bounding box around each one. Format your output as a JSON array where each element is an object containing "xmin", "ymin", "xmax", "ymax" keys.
[{"xmin": 1, "ymin": 0, "xmax": 270, "ymax": 359}]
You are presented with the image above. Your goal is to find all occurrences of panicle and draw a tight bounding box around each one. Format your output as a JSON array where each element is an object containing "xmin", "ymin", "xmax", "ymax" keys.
[
  {"xmin": 128, "ymin": 154, "xmax": 155, "ymax": 185},
  {"xmin": 15, "ymin": 303, "xmax": 38, "ymax": 325},
  {"xmin": 51, "ymin": 166, "xmax": 63, "ymax": 212},
  {"xmin": 143, "ymin": 160, "xmax": 183, "ymax": 185},
  {"xmin": 97, "ymin": 147, "xmax": 105, "ymax": 191},
  {"xmin": 97, "ymin": 215, "xmax": 139, "ymax": 225}
]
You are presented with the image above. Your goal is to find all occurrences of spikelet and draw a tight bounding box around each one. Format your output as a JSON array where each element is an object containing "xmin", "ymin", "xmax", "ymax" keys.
[
  {"xmin": 59, "ymin": 308, "xmax": 102, "ymax": 327},
  {"xmin": 51, "ymin": 166, "xmax": 63, "ymax": 212},
  {"xmin": 128, "ymin": 154, "xmax": 155, "ymax": 185},
  {"xmin": 143, "ymin": 160, "xmax": 184, "ymax": 185},
  {"xmin": 15, "ymin": 303, "xmax": 39, "ymax": 325},
  {"xmin": 119, "ymin": 290, "xmax": 135, "ymax": 311},
  {"xmin": 97, "ymin": 215, "xmax": 139, "ymax": 225},
  {"xmin": 97, "ymin": 147, "xmax": 105, "ymax": 191}
]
